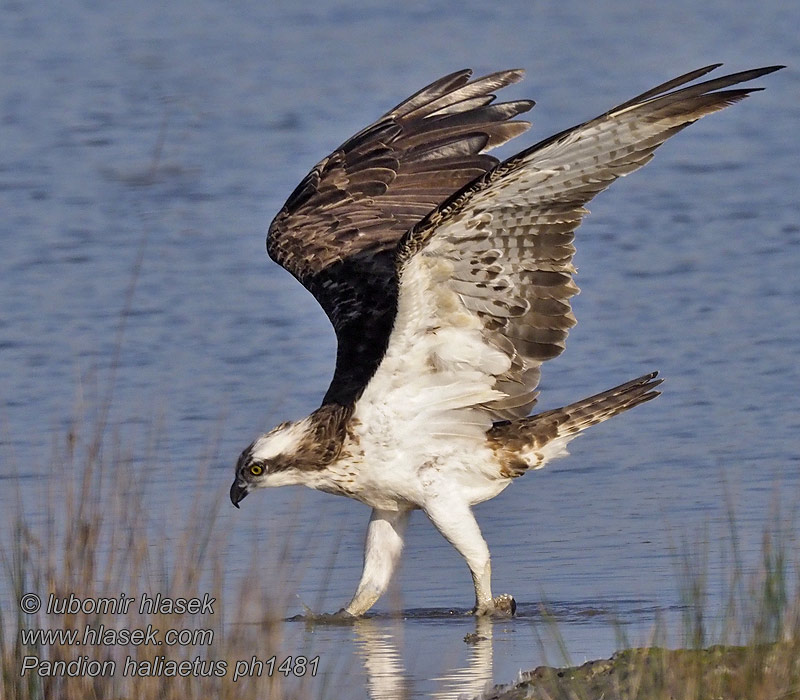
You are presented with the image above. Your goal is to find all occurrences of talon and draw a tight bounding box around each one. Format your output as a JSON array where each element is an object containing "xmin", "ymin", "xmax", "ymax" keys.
[
  {"xmin": 493, "ymin": 594, "xmax": 516, "ymax": 616},
  {"xmin": 472, "ymin": 594, "xmax": 516, "ymax": 617}
]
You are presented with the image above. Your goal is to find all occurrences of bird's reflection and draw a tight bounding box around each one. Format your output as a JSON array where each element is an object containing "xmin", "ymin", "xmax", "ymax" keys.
[
  {"xmin": 352, "ymin": 618, "xmax": 411, "ymax": 700},
  {"xmin": 351, "ymin": 614, "xmax": 495, "ymax": 700},
  {"xmin": 432, "ymin": 616, "xmax": 494, "ymax": 700}
]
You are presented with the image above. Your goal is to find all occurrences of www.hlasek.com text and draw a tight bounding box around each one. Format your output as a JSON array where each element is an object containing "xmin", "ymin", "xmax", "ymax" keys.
[{"xmin": 20, "ymin": 623, "xmax": 214, "ymax": 647}]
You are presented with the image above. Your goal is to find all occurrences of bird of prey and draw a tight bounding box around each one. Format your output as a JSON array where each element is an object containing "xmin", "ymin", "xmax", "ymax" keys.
[{"xmin": 230, "ymin": 64, "xmax": 782, "ymax": 616}]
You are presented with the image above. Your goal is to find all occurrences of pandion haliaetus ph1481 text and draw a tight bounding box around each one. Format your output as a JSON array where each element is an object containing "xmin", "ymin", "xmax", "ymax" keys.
[{"xmin": 230, "ymin": 64, "xmax": 782, "ymax": 616}]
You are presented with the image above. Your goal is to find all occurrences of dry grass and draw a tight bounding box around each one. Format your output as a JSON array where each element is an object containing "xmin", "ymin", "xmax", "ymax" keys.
[
  {"xmin": 492, "ymin": 641, "xmax": 800, "ymax": 700},
  {"xmin": 0, "ymin": 208, "xmax": 347, "ymax": 698},
  {"xmin": 0, "ymin": 409, "xmax": 335, "ymax": 700},
  {"xmin": 487, "ymin": 501, "xmax": 800, "ymax": 700},
  {"xmin": 5, "ymin": 417, "xmax": 799, "ymax": 700},
  {"xmin": 2, "ymin": 268, "xmax": 797, "ymax": 699}
]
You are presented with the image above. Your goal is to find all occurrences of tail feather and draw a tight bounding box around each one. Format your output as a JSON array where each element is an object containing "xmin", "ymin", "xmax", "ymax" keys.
[{"xmin": 488, "ymin": 372, "xmax": 662, "ymax": 477}]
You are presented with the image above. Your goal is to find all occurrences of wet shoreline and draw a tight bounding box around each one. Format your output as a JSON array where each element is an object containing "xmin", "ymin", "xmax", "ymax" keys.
[{"xmin": 484, "ymin": 643, "xmax": 800, "ymax": 700}]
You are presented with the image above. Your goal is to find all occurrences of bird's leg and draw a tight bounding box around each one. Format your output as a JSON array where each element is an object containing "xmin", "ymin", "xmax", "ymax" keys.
[
  {"xmin": 424, "ymin": 497, "xmax": 515, "ymax": 616},
  {"xmin": 344, "ymin": 508, "xmax": 411, "ymax": 617}
]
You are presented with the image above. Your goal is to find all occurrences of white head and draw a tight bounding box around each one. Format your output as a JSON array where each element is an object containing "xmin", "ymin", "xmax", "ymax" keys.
[{"xmin": 229, "ymin": 418, "xmax": 315, "ymax": 507}]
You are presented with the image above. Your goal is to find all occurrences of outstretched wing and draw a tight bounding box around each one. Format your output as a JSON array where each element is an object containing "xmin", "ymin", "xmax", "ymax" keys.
[
  {"xmin": 267, "ymin": 70, "xmax": 534, "ymax": 405},
  {"xmin": 356, "ymin": 64, "xmax": 782, "ymax": 432}
]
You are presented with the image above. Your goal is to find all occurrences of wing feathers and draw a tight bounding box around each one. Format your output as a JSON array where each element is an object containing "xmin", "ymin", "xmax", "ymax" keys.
[
  {"xmin": 384, "ymin": 69, "xmax": 474, "ymax": 117},
  {"xmin": 381, "ymin": 64, "xmax": 781, "ymax": 421},
  {"xmin": 399, "ymin": 69, "xmax": 526, "ymax": 120},
  {"xmin": 267, "ymin": 69, "xmax": 534, "ymax": 406},
  {"xmin": 609, "ymin": 64, "xmax": 723, "ymax": 112},
  {"xmin": 265, "ymin": 64, "xmax": 781, "ymax": 419},
  {"xmin": 622, "ymin": 65, "xmax": 781, "ymax": 113}
]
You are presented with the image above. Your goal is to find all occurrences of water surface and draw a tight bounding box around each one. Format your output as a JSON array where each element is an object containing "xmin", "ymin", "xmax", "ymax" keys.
[{"xmin": 1, "ymin": 1, "xmax": 798, "ymax": 697}]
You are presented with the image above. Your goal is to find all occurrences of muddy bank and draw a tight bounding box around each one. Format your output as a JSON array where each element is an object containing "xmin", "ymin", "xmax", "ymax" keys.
[{"xmin": 483, "ymin": 643, "xmax": 800, "ymax": 700}]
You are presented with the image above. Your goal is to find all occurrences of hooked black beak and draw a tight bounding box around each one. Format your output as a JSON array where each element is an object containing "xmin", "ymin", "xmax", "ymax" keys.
[{"xmin": 230, "ymin": 480, "xmax": 248, "ymax": 509}]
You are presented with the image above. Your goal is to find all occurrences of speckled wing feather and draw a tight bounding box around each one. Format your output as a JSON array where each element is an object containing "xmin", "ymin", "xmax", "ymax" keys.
[
  {"xmin": 266, "ymin": 70, "xmax": 534, "ymax": 406},
  {"xmin": 384, "ymin": 65, "xmax": 782, "ymax": 423}
]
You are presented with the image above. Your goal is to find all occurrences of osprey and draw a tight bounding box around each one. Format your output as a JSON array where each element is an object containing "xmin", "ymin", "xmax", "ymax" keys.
[{"xmin": 230, "ymin": 64, "xmax": 781, "ymax": 617}]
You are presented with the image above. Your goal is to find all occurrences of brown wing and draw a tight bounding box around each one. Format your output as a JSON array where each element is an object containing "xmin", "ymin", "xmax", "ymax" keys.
[
  {"xmin": 391, "ymin": 64, "xmax": 783, "ymax": 422},
  {"xmin": 266, "ymin": 70, "xmax": 534, "ymax": 405}
]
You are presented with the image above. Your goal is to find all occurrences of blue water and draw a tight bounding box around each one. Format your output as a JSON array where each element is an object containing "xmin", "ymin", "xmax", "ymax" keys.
[{"xmin": 2, "ymin": 1, "xmax": 799, "ymax": 697}]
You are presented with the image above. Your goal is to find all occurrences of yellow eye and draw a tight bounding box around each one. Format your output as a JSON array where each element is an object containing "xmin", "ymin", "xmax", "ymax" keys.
[{"xmin": 249, "ymin": 464, "xmax": 263, "ymax": 476}]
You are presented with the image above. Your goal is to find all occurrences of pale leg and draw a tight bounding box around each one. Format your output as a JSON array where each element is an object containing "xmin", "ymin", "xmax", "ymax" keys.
[
  {"xmin": 345, "ymin": 508, "xmax": 411, "ymax": 616},
  {"xmin": 424, "ymin": 497, "xmax": 515, "ymax": 616}
]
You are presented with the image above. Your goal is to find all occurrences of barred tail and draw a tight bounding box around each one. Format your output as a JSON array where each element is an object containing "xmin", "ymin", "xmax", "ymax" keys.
[{"xmin": 489, "ymin": 372, "xmax": 662, "ymax": 477}]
